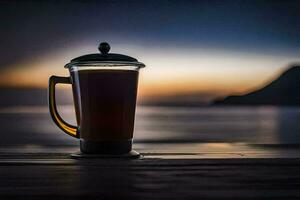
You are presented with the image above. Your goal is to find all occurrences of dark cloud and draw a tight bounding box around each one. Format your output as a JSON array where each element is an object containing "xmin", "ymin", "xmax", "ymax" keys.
[{"xmin": 1, "ymin": 0, "xmax": 300, "ymax": 68}]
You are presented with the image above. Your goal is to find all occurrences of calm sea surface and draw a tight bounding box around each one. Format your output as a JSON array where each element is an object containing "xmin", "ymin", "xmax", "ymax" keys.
[{"xmin": 0, "ymin": 105, "xmax": 300, "ymax": 146}]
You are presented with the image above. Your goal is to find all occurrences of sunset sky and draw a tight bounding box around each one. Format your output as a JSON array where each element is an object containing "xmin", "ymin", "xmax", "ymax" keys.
[{"xmin": 1, "ymin": 0, "xmax": 300, "ymax": 101}]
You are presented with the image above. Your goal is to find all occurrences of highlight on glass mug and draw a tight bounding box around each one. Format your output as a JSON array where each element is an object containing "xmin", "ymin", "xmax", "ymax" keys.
[{"xmin": 48, "ymin": 42, "xmax": 145, "ymax": 156}]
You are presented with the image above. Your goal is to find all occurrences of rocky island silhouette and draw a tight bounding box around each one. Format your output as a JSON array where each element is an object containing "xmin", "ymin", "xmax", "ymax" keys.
[{"xmin": 215, "ymin": 65, "xmax": 300, "ymax": 106}]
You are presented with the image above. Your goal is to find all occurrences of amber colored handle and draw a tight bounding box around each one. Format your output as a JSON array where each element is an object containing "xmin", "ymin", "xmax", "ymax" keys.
[{"xmin": 48, "ymin": 75, "xmax": 79, "ymax": 138}]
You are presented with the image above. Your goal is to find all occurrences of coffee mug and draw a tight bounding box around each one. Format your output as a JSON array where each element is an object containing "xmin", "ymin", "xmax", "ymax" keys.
[{"xmin": 48, "ymin": 42, "xmax": 145, "ymax": 154}]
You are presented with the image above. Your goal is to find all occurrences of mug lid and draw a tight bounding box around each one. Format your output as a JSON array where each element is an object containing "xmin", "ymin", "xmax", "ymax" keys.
[{"xmin": 64, "ymin": 42, "xmax": 145, "ymax": 68}]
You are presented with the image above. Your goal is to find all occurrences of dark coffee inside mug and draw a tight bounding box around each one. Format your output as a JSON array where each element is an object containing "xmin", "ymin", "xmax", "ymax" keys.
[{"xmin": 48, "ymin": 42, "xmax": 145, "ymax": 154}]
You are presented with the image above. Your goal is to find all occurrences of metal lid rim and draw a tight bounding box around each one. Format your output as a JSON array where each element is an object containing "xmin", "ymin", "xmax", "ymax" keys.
[{"xmin": 64, "ymin": 61, "xmax": 146, "ymax": 69}]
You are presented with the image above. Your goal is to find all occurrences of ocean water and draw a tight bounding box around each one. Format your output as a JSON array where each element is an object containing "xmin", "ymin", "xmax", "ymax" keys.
[{"xmin": 0, "ymin": 105, "xmax": 300, "ymax": 146}]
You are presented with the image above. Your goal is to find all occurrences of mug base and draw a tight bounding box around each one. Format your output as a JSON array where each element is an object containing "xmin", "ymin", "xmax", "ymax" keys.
[
  {"xmin": 80, "ymin": 139, "xmax": 132, "ymax": 154},
  {"xmin": 70, "ymin": 150, "xmax": 141, "ymax": 159}
]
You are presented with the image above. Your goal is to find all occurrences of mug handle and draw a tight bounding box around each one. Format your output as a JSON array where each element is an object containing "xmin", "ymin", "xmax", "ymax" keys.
[{"xmin": 48, "ymin": 75, "xmax": 79, "ymax": 138}]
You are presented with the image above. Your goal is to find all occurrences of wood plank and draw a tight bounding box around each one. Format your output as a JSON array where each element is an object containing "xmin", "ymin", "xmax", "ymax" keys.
[{"xmin": 0, "ymin": 144, "xmax": 300, "ymax": 199}]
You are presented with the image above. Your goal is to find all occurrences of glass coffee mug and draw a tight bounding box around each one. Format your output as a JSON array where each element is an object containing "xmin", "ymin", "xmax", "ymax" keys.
[{"xmin": 48, "ymin": 42, "xmax": 145, "ymax": 155}]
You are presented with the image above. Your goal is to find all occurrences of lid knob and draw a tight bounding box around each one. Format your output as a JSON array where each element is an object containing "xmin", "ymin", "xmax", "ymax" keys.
[{"xmin": 98, "ymin": 42, "xmax": 110, "ymax": 54}]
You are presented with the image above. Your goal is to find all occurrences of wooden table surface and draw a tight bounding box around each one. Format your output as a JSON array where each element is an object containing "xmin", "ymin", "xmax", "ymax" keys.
[{"xmin": 1, "ymin": 143, "xmax": 300, "ymax": 199}]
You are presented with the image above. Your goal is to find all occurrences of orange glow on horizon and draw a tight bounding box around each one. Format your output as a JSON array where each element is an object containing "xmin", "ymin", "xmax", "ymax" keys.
[
  {"xmin": 0, "ymin": 62, "xmax": 278, "ymax": 98},
  {"xmin": 0, "ymin": 45, "xmax": 298, "ymax": 99}
]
